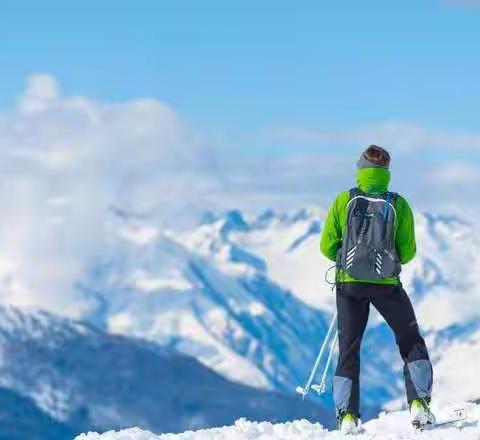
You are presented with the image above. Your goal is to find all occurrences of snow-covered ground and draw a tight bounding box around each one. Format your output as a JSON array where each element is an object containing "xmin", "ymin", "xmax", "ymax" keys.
[{"xmin": 75, "ymin": 403, "xmax": 479, "ymax": 440}]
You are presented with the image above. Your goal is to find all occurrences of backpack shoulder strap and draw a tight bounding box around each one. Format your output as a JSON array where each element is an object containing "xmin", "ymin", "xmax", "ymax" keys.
[
  {"xmin": 349, "ymin": 187, "xmax": 362, "ymax": 200},
  {"xmin": 387, "ymin": 191, "xmax": 399, "ymax": 202},
  {"xmin": 383, "ymin": 191, "xmax": 398, "ymax": 220}
]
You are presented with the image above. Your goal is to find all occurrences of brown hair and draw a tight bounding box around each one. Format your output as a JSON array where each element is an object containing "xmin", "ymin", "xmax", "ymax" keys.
[{"xmin": 363, "ymin": 145, "xmax": 390, "ymax": 167}]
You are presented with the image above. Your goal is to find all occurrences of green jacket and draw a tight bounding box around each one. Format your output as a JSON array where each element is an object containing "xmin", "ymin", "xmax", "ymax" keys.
[{"xmin": 320, "ymin": 167, "xmax": 416, "ymax": 285}]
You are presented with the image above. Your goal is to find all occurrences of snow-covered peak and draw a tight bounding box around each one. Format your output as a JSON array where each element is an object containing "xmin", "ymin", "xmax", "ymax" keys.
[
  {"xmin": 81, "ymin": 223, "xmax": 331, "ymax": 392},
  {"xmin": 180, "ymin": 206, "xmax": 328, "ymax": 309},
  {"xmin": 182, "ymin": 207, "xmax": 480, "ymax": 326},
  {"xmin": 199, "ymin": 207, "xmax": 324, "ymax": 231},
  {"xmin": 200, "ymin": 209, "xmax": 249, "ymax": 231},
  {"xmin": 220, "ymin": 209, "xmax": 250, "ymax": 230},
  {"xmin": 0, "ymin": 303, "xmax": 92, "ymax": 344}
]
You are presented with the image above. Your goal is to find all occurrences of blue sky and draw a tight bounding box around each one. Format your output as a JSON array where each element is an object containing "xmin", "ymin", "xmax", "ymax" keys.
[
  {"xmin": 2, "ymin": 0, "xmax": 480, "ymax": 133},
  {"xmin": 0, "ymin": 0, "xmax": 480, "ymax": 310},
  {"xmin": 1, "ymin": 0, "xmax": 480, "ymax": 215}
]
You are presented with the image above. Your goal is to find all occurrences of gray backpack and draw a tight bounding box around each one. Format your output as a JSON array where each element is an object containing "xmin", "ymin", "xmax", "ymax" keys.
[{"xmin": 337, "ymin": 188, "xmax": 401, "ymax": 280}]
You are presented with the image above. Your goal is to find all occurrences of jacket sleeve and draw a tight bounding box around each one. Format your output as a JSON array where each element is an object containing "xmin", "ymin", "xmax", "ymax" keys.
[
  {"xmin": 320, "ymin": 193, "xmax": 345, "ymax": 262},
  {"xmin": 395, "ymin": 195, "xmax": 416, "ymax": 264}
]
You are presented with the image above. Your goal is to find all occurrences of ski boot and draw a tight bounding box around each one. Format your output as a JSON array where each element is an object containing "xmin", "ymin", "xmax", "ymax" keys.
[
  {"xmin": 410, "ymin": 398, "xmax": 436, "ymax": 430},
  {"xmin": 337, "ymin": 411, "xmax": 359, "ymax": 435}
]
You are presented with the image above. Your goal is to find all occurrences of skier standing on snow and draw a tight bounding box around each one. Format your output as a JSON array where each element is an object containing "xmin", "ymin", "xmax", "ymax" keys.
[{"xmin": 320, "ymin": 145, "xmax": 434, "ymax": 433}]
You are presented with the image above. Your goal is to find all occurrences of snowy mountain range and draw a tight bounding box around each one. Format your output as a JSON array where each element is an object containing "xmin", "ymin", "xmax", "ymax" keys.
[
  {"xmin": 0, "ymin": 305, "xmax": 326, "ymax": 439},
  {"xmin": 75, "ymin": 206, "xmax": 480, "ymax": 417},
  {"xmin": 0, "ymin": 205, "xmax": 478, "ymax": 439},
  {"xmin": 79, "ymin": 209, "xmax": 332, "ymax": 394}
]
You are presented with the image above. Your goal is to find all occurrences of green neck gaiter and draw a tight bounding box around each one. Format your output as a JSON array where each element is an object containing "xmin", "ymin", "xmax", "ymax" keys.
[{"xmin": 356, "ymin": 167, "xmax": 391, "ymax": 194}]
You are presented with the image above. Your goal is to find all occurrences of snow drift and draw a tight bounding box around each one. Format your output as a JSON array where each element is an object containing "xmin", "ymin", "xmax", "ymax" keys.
[{"xmin": 75, "ymin": 403, "xmax": 480, "ymax": 440}]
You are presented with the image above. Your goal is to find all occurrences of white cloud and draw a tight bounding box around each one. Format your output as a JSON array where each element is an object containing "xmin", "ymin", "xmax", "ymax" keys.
[
  {"xmin": 427, "ymin": 162, "xmax": 480, "ymax": 185},
  {"xmin": 217, "ymin": 153, "xmax": 353, "ymax": 211},
  {"xmin": 17, "ymin": 74, "xmax": 61, "ymax": 114},
  {"xmin": 274, "ymin": 121, "xmax": 480, "ymax": 151},
  {"xmin": 0, "ymin": 74, "xmax": 217, "ymax": 317}
]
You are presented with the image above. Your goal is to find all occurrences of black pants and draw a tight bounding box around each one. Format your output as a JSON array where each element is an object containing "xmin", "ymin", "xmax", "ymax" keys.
[{"xmin": 333, "ymin": 282, "xmax": 432, "ymax": 418}]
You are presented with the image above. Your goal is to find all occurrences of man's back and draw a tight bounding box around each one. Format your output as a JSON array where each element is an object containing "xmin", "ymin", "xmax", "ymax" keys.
[{"xmin": 320, "ymin": 166, "xmax": 416, "ymax": 284}]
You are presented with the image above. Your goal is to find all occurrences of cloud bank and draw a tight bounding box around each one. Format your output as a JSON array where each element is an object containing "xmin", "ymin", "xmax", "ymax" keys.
[
  {"xmin": 1, "ymin": 74, "xmax": 479, "ymax": 318},
  {"xmin": 427, "ymin": 162, "xmax": 480, "ymax": 185},
  {"xmin": 0, "ymin": 74, "xmax": 217, "ymax": 316},
  {"xmin": 273, "ymin": 122, "xmax": 480, "ymax": 152}
]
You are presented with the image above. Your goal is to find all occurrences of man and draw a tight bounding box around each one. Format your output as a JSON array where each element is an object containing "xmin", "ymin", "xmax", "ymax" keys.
[{"xmin": 320, "ymin": 145, "xmax": 434, "ymax": 434}]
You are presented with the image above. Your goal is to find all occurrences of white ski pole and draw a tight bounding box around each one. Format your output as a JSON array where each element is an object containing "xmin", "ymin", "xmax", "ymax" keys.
[
  {"xmin": 296, "ymin": 311, "xmax": 337, "ymax": 398},
  {"xmin": 311, "ymin": 330, "xmax": 338, "ymax": 394}
]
